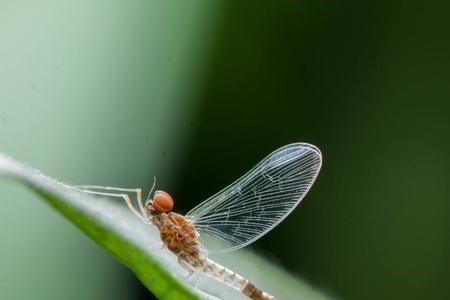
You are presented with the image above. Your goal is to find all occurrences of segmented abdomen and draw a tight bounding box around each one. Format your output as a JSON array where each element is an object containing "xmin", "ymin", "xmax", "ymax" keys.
[{"xmin": 186, "ymin": 256, "xmax": 276, "ymax": 300}]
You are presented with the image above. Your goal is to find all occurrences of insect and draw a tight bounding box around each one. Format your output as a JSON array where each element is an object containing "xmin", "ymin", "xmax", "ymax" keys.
[{"xmin": 74, "ymin": 143, "xmax": 322, "ymax": 300}]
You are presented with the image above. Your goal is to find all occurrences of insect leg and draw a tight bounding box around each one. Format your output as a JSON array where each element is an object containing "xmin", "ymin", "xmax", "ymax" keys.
[
  {"xmin": 69, "ymin": 186, "xmax": 146, "ymax": 221},
  {"xmin": 76, "ymin": 185, "xmax": 147, "ymax": 217},
  {"xmin": 177, "ymin": 255, "xmax": 222, "ymax": 300},
  {"xmin": 178, "ymin": 256, "xmax": 195, "ymax": 280}
]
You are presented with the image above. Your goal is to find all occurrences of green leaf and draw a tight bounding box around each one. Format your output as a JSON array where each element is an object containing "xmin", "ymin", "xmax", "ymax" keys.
[{"xmin": 0, "ymin": 152, "xmax": 334, "ymax": 300}]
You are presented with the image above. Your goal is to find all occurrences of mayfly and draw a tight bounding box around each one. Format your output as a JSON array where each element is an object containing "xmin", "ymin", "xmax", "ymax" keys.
[{"xmin": 73, "ymin": 143, "xmax": 322, "ymax": 300}]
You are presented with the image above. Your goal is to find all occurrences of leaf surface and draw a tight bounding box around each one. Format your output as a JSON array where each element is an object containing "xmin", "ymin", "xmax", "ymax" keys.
[{"xmin": 0, "ymin": 152, "xmax": 334, "ymax": 300}]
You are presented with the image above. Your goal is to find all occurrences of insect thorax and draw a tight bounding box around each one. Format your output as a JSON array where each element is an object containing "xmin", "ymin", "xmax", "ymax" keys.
[{"xmin": 152, "ymin": 212, "xmax": 200, "ymax": 257}]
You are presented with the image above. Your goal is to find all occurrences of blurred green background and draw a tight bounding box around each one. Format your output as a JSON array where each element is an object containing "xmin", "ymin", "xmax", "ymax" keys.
[{"xmin": 1, "ymin": 1, "xmax": 449, "ymax": 300}]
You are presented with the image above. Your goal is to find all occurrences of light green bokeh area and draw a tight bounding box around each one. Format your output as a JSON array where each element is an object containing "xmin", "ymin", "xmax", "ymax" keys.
[{"xmin": 0, "ymin": 1, "xmax": 221, "ymax": 299}]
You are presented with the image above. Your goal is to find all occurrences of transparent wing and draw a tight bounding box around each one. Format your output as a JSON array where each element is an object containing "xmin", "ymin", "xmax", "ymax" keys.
[{"xmin": 186, "ymin": 143, "xmax": 322, "ymax": 253}]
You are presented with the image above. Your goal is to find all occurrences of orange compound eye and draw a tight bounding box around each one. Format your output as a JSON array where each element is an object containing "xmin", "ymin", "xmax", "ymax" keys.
[{"xmin": 152, "ymin": 190, "xmax": 174, "ymax": 213}]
